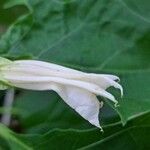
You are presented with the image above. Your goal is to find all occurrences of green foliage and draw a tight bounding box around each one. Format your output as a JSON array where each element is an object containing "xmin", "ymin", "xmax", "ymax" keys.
[{"xmin": 0, "ymin": 0, "xmax": 150, "ymax": 149}]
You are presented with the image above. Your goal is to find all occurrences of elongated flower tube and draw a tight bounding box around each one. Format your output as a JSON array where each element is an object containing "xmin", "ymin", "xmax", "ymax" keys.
[{"xmin": 0, "ymin": 57, "xmax": 123, "ymax": 130}]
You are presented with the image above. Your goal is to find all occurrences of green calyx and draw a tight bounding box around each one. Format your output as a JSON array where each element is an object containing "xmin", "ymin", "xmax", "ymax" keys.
[
  {"xmin": 0, "ymin": 57, "xmax": 12, "ymax": 66},
  {"xmin": 0, "ymin": 57, "xmax": 12, "ymax": 90}
]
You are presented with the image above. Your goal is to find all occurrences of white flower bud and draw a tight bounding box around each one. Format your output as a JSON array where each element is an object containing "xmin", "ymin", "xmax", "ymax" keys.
[{"xmin": 0, "ymin": 57, "xmax": 123, "ymax": 130}]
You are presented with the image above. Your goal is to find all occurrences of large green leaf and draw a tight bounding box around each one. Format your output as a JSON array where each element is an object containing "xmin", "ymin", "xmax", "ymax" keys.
[
  {"xmin": 19, "ymin": 113, "xmax": 150, "ymax": 150},
  {"xmin": 79, "ymin": 113, "xmax": 150, "ymax": 150},
  {"xmin": 1, "ymin": 0, "xmax": 150, "ymax": 124},
  {"xmin": 79, "ymin": 127, "xmax": 150, "ymax": 150},
  {"xmin": 0, "ymin": 1, "xmax": 150, "ymax": 149},
  {"xmin": 0, "ymin": 0, "xmax": 27, "ymax": 36},
  {"xmin": 0, "ymin": 124, "xmax": 32, "ymax": 150},
  {"xmin": 15, "ymin": 91, "xmax": 119, "ymax": 133},
  {"xmin": 0, "ymin": 112, "xmax": 149, "ymax": 150}
]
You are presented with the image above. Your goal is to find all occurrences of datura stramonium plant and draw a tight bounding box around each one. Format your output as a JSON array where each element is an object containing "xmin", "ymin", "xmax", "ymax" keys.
[{"xmin": 0, "ymin": 57, "xmax": 123, "ymax": 131}]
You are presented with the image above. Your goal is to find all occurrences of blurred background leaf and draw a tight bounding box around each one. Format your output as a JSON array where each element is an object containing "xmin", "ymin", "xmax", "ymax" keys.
[
  {"xmin": 15, "ymin": 91, "xmax": 120, "ymax": 134},
  {"xmin": 0, "ymin": 112, "xmax": 149, "ymax": 150},
  {"xmin": 0, "ymin": 0, "xmax": 27, "ymax": 35}
]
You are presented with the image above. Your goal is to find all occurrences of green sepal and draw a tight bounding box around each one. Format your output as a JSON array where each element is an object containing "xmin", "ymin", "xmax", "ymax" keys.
[
  {"xmin": 0, "ymin": 57, "xmax": 12, "ymax": 66},
  {"xmin": 0, "ymin": 57, "xmax": 12, "ymax": 90},
  {"xmin": 0, "ymin": 82, "xmax": 10, "ymax": 90}
]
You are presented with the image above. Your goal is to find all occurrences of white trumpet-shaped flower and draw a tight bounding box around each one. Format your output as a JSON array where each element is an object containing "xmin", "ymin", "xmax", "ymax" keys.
[{"xmin": 0, "ymin": 57, "xmax": 123, "ymax": 130}]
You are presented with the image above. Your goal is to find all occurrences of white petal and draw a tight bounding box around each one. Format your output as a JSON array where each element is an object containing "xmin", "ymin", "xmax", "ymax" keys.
[
  {"xmin": 0, "ymin": 58, "xmax": 123, "ymax": 129},
  {"xmin": 14, "ymin": 61, "xmax": 120, "ymax": 82},
  {"xmin": 2, "ymin": 61, "xmax": 122, "ymax": 96},
  {"xmin": 50, "ymin": 84, "xmax": 102, "ymax": 129},
  {"xmin": 2, "ymin": 61, "xmax": 86, "ymax": 79},
  {"xmin": 69, "ymin": 73, "xmax": 123, "ymax": 97},
  {"xmin": 10, "ymin": 81, "xmax": 102, "ymax": 129},
  {"xmin": 103, "ymin": 76, "xmax": 123, "ymax": 96},
  {"xmin": 14, "ymin": 60, "xmax": 82, "ymax": 74},
  {"xmin": 88, "ymin": 75, "xmax": 123, "ymax": 96},
  {"xmin": 2, "ymin": 63, "xmax": 122, "ymax": 97},
  {"xmin": 4, "ymin": 75, "xmax": 117, "ymax": 104},
  {"xmin": 98, "ymin": 74, "xmax": 120, "ymax": 81},
  {"xmin": 9, "ymin": 82, "xmax": 54, "ymax": 90},
  {"xmin": 1, "ymin": 65, "xmax": 83, "ymax": 78}
]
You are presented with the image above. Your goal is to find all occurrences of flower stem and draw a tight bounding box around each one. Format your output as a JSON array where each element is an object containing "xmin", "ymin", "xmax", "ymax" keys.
[{"xmin": 1, "ymin": 88, "xmax": 15, "ymax": 126}]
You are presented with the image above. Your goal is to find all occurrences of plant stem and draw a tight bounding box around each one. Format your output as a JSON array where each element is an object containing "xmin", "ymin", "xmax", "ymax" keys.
[{"xmin": 1, "ymin": 88, "xmax": 15, "ymax": 126}]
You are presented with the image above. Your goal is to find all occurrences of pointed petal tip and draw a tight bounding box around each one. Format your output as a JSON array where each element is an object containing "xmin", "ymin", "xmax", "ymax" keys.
[
  {"xmin": 100, "ymin": 101, "xmax": 104, "ymax": 108},
  {"xmin": 99, "ymin": 126, "xmax": 104, "ymax": 132},
  {"xmin": 118, "ymin": 84, "xmax": 123, "ymax": 97},
  {"xmin": 102, "ymin": 75, "xmax": 123, "ymax": 98},
  {"xmin": 114, "ymin": 76, "xmax": 123, "ymax": 97},
  {"xmin": 105, "ymin": 74, "xmax": 120, "ymax": 81},
  {"xmin": 109, "ymin": 94, "xmax": 118, "ymax": 104},
  {"xmin": 112, "ymin": 80, "xmax": 123, "ymax": 97},
  {"xmin": 115, "ymin": 76, "xmax": 120, "ymax": 82},
  {"xmin": 111, "ymin": 80, "xmax": 123, "ymax": 98},
  {"xmin": 94, "ymin": 123, "xmax": 103, "ymax": 132},
  {"xmin": 114, "ymin": 102, "xmax": 119, "ymax": 107},
  {"xmin": 118, "ymin": 86, "xmax": 123, "ymax": 98}
]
